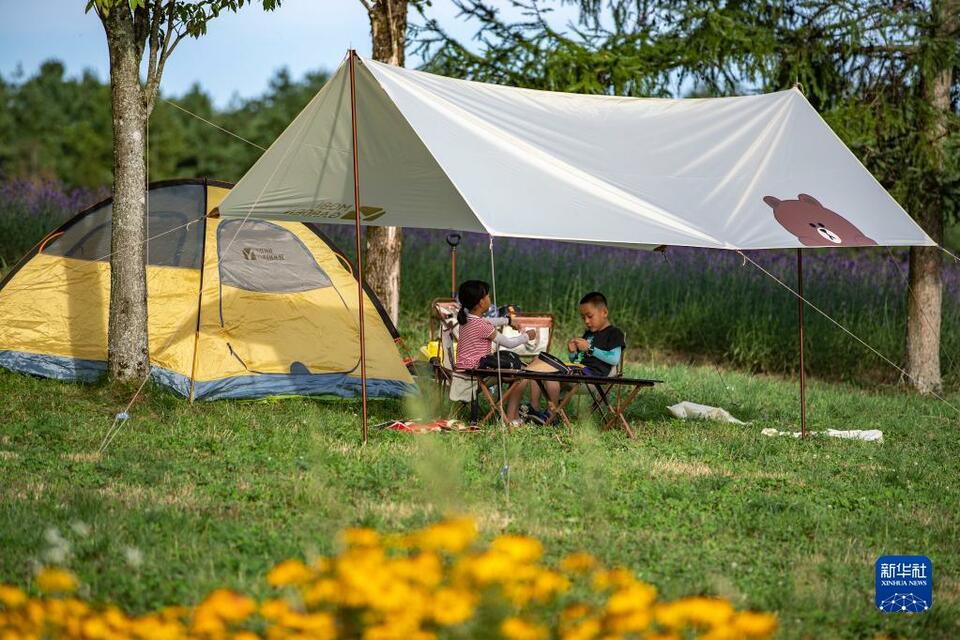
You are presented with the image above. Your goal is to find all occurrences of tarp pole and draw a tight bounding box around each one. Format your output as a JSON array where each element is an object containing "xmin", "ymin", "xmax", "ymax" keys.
[
  {"xmin": 797, "ymin": 248, "xmax": 807, "ymax": 438},
  {"xmin": 349, "ymin": 49, "xmax": 369, "ymax": 443},
  {"xmin": 446, "ymin": 233, "xmax": 461, "ymax": 298}
]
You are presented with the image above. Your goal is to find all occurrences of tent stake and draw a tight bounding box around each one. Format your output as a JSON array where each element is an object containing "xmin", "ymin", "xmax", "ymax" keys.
[
  {"xmin": 348, "ymin": 49, "xmax": 369, "ymax": 443},
  {"xmin": 797, "ymin": 248, "xmax": 807, "ymax": 438}
]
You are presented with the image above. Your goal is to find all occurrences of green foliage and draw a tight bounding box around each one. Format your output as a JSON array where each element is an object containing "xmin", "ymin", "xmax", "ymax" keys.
[
  {"xmin": 0, "ymin": 65, "xmax": 327, "ymax": 187},
  {"xmin": 0, "ymin": 62, "xmax": 112, "ymax": 187},
  {"xmin": 0, "ymin": 365, "xmax": 958, "ymax": 638},
  {"xmin": 88, "ymin": 1, "xmax": 281, "ymax": 37}
]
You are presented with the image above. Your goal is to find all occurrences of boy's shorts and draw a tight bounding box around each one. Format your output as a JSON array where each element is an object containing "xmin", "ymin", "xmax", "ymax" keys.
[{"xmin": 565, "ymin": 363, "xmax": 598, "ymax": 377}]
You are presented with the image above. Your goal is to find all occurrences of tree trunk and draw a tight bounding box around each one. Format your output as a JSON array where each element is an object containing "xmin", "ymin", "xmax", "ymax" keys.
[
  {"xmin": 365, "ymin": 0, "xmax": 407, "ymax": 324},
  {"xmin": 905, "ymin": 1, "xmax": 956, "ymax": 394},
  {"xmin": 104, "ymin": 8, "xmax": 150, "ymax": 383}
]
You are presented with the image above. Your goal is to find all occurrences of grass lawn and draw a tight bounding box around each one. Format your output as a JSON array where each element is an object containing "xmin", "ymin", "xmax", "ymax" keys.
[{"xmin": 0, "ymin": 360, "xmax": 958, "ymax": 639}]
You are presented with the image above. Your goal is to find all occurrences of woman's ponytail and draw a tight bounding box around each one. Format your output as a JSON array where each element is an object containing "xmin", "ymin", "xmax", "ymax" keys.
[{"xmin": 456, "ymin": 280, "xmax": 490, "ymax": 326}]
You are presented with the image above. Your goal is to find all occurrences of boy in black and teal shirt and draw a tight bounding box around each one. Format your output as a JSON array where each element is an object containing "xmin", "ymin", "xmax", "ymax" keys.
[
  {"xmin": 566, "ymin": 291, "xmax": 625, "ymax": 377},
  {"xmin": 524, "ymin": 291, "xmax": 625, "ymax": 422}
]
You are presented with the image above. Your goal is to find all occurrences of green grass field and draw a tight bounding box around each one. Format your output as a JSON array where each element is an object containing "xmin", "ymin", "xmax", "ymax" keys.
[{"xmin": 1, "ymin": 360, "xmax": 957, "ymax": 639}]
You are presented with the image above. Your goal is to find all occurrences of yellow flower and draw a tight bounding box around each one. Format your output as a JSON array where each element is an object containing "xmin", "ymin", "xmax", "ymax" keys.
[
  {"xmin": 0, "ymin": 585, "xmax": 26, "ymax": 608},
  {"xmin": 36, "ymin": 568, "xmax": 78, "ymax": 594},
  {"xmin": 560, "ymin": 617, "xmax": 601, "ymax": 640},
  {"xmin": 604, "ymin": 583, "xmax": 657, "ymax": 616},
  {"xmin": 501, "ymin": 617, "xmax": 548, "ymax": 640},
  {"xmin": 679, "ymin": 597, "xmax": 734, "ymax": 627},
  {"xmin": 430, "ymin": 588, "xmax": 475, "ymax": 626},
  {"xmin": 416, "ymin": 518, "xmax": 477, "ymax": 553},
  {"xmin": 303, "ymin": 579, "xmax": 340, "ymax": 606},
  {"xmin": 731, "ymin": 611, "xmax": 778, "ymax": 637},
  {"xmin": 460, "ymin": 551, "xmax": 515, "ymax": 585},
  {"xmin": 81, "ymin": 616, "xmax": 110, "ymax": 639},
  {"xmin": 280, "ymin": 611, "xmax": 336, "ymax": 636},
  {"xmin": 267, "ymin": 560, "xmax": 313, "ymax": 587},
  {"xmin": 490, "ymin": 535, "xmax": 543, "ymax": 564},
  {"xmin": 195, "ymin": 588, "xmax": 256, "ymax": 623},
  {"xmin": 560, "ymin": 603, "xmax": 591, "ymax": 623},
  {"xmin": 700, "ymin": 625, "xmax": 739, "ymax": 640},
  {"xmin": 560, "ymin": 552, "xmax": 597, "ymax": 574},
  {"xmin": 259, "ymin": 598, "xmax": 291, "ymax": 621},
  {"xmin": 591, "ymin": 568, "xmax": 635, "ymax": 592},
  {"xmin": 391, "ymin": 552, "xmax": 442, "ymax": 589},
  {"xmin": 654, "ymin": 597, "xmax": 733, "ymax": 629},
  {"xmin": 363, "ymin": 623, "xmax": 435, "ymax": 640},
  {"xmin": 605, "ymin": 609, "xmax": 652, "ymax": 634},
  {"xmin": 103, "ymin": 605, "xmax": 130, "ymax": 632},
  {"xmin": 503, "ymin": 582, "xmax": 535, "ymax": 607},
  {"xmin": 531, "ymin": 569, "xmax": 570, "ymax": 601},
  {"xmin": 131, "ymin": 614, "xmax": 185, "ymax": 640},
  {"xmin": 340, "ymin": 528, "xmax": 381, "ymax": 548}
]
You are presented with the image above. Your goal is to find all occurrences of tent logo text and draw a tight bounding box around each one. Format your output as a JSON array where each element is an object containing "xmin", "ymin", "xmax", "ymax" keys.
[
  {"xmin": 242, "ymin": 247, "xmax": 286, "ymax": 262},
  {"xmin": 281, "ymin": 202, "xmax": 387, "ymax": 222}
]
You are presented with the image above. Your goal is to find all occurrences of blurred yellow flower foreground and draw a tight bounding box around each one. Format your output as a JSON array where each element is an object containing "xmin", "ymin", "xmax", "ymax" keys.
[{"xmin": 1, "ymin": 518, "xmax": 777, "ymax": 640}]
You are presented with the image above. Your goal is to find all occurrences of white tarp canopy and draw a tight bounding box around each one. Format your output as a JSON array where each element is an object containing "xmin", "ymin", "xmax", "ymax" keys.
[{"xmin": 220, "ymin": 55, "xmax": 934, "ymax": 250}]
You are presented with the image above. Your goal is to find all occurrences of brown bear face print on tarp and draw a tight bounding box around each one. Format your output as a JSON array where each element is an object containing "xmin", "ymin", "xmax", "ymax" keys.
[{"xmin": 763, "ymin": 193, "xmax": 878, "ymax": 247}]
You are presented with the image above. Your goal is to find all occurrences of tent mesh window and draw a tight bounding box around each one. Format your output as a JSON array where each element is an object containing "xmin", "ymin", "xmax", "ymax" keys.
[
  {"xmin": 43, "ymin": 184, "xmax": 206, "ymax": 269},
  {"xmin": 216, "ymin": 219, "xmax": 333, "ymax": 293}
]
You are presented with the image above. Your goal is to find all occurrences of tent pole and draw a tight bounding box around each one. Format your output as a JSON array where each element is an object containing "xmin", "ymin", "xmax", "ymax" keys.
[
  {"xmin": 188, "ymin": 182, "xmax": 211, "ymax": 403},
  {"xmin": 348, "ymin": 49, "xmax": 369, "ymax": 443},
  {"xmin": 797, "ymin": 248, "xmax": 807, "ymax": 438},
  {"xmin": 188, "ymin": 213, "xmax": 209, "ymax": 403}
]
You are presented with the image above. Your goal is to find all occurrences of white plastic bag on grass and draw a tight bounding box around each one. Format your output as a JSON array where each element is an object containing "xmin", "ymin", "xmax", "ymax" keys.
[
  {"xmin": 667, "ymin": 401, "xmax": 746, "ymax": 424},
  {"xmin": 760, "ymin": 428, "xmax": 883, "ymax": 443}
]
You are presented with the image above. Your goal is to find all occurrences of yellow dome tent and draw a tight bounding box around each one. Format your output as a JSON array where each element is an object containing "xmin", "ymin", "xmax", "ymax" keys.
[{"xmin": 0, "ymin": 179, "xmax": 416, "ymax": 400}]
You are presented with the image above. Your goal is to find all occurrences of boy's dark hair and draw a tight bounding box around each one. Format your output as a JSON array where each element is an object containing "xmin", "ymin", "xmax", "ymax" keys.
[
  {"xmin": 457, "ymin": 280, "xmax": 490, "ymax": 325},
  {"xmin": 579, "ymin": 291, "xmax": 608, "ymax": 309}
]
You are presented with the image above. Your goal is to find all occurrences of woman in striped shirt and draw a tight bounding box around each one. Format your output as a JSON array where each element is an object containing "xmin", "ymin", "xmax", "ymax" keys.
[{"xmin": 455, "ymin": 280, "xmax": 536, "ymax": 422}]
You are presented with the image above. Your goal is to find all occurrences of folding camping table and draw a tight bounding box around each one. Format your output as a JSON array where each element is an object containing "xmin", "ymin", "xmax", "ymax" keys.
[{"xmin": 463, "ymin": 368, "xmax": 661, "ymax": 438}]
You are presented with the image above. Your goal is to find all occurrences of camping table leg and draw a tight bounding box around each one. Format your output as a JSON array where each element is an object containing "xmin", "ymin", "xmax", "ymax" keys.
[
  {"xmin": 587, "ymin": 383, "xmax": 613, "ymax": 422},
  {"xmin": 477, "ymin": 377, "xmax": 525, "ymax": 428},
  {"xmin": 602, "ymin": 386, "xmax": 643, "ymax": 438},
  {"xmin": 537, "ymin": 380, "xmax": 575, "ymax": 427}
]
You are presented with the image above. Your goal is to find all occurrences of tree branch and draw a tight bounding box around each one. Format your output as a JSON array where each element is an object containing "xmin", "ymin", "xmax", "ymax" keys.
[
  {"xmin": 144, "ymin": 0, "xmax": 163, "ymax": 100},
  {"xmin": 358, "ymin": 0, "xmax": 373, "ymax": 13}
]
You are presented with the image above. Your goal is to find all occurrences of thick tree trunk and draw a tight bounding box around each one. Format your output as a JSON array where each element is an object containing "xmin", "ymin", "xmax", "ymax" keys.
[
  {"xmin": 905, "ymin": 1, "xmax": 955, "ymax": 394},
  {"xmin": 365, "ymin": 0, "xmax": 407, "ymax": 324},
  {"xmin": 104, "ymin": 8, "xmax": 150, "ymax": 383}
]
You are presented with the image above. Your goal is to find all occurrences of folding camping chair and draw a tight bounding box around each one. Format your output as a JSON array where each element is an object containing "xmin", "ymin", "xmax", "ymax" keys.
[{"xmin": 428, "ymin": 298, "xmax": 460, "ymax": 391}]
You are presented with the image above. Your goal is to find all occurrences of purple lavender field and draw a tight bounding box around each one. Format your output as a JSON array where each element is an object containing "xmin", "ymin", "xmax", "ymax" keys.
[
  {"xmin": 1, "ymin": 179, "xmax": 956, "ymax": 387},
  {"xmin": 394, "ymin": 229, "xmax": 960, "ymax": 387},
  {"xmin": 0, "ymin": 177, "xmax": 109, "ymax": 269}
]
